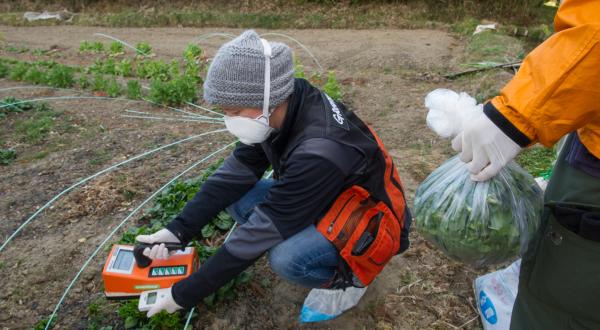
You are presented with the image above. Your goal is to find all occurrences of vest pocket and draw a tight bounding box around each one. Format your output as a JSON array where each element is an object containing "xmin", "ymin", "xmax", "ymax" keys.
[
  {"xmin": 528, "ymin": 213, "xmax": 600, "ymax": 322},
  {"xmin": 316, "ymin": 186, "xmax": 402, "ymax": 286}
]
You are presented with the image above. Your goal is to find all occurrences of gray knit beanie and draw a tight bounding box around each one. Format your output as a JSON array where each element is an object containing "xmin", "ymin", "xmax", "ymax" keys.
[{"xmin": 203, "ymin": 30, "xmax": 295, "ymax": 108}]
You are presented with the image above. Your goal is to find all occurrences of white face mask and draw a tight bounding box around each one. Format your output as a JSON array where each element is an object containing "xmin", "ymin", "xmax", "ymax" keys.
[
  {"xmin": 225, "ymin": 38, "xmax": 274, "ymax": 145},
  {"xmin": 224, "ymin": 114, "xmax": 273, "ymax": 145}
]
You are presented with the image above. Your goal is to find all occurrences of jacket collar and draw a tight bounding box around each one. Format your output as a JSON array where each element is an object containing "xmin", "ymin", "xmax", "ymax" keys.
[{"xmin": 269, "ymin": 78, "xmax": 306, "ymax": 152}]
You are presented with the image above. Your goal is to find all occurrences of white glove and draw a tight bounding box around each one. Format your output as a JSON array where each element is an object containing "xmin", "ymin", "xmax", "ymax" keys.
[
  {"xmin": 143, "ymin": 287, "xmax": 183, "ymax": 317},
  {"xmin": 424, "ymin": 88, "xmax": 482, "ymax": 138},
  {"xmin": 135, "ymin": 228, "xmax": 180, "ymax": 260},
  {"xmin": 451, "ymin": 111, "xmax": 522, "ymax": 181}
]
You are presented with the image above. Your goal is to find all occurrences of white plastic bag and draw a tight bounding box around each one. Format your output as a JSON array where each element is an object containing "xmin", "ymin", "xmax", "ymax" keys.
[
  {"xmin": 414, "ymin": 157, "xmax": 542, "ymax": 267},
  {"xmin": 23, "ymin": 10, "xmax": 74, "ymax": 22},
  {"xmin": 415, "ymin": 89, "xmax": 543, "ymax": 267},
  {"xmin": 299, "ymin": 286, "xmax": 367, "ymax": 323},
  {"xmin": 474, "ymin": 259, "xmax": 521, "ymax": 329}
]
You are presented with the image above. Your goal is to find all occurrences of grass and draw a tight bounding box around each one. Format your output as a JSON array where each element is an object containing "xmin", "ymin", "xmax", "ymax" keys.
[
  {"xmin": 454, "ymin": 28, "xmax": 527, "ymax": 103},
  {"xmin": 517, "ymin": 146, "xmax": 555, "ymax": 178},
  {"xmin": 89, "ymin": 149, "xmax": 112, "ymax": 165},
  {"xmin": 462, "ymin": 31, "xmax": 524, "ymax": 66},
  {"xmin": 15, "ymin": 112, "xmax": 57, "ymax": 144},
  {"xmin": 33, "ymin": 150, "xmax": 49, "ymax": 159},
  {"xmin": 0, "ymin": 1, "xmax": 555, "ymax": 30},
  {"xmin": 1, "ymin": 98, "xmax": 64, "ymax": 145}
]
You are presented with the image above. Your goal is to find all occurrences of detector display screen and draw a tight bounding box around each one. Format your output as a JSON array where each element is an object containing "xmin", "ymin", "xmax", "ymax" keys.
[
  {"xmin": 147, "ymin": 292, "xmax": 157, "ymax": 304},
  {"xmin": 113, "ymin": 249, "xmax": 134, "ymax": 271}
]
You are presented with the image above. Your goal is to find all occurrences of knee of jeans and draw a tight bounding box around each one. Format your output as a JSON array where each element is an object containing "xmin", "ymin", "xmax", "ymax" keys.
[{"xmin": 268, "ymin": 247, "xmax": 307, "ymax": 280}]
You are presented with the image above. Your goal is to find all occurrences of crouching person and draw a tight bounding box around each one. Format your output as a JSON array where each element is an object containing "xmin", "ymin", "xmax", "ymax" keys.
[{"xmin": 136, "ymin": 30, "xmax": 412, "ymax": 321}]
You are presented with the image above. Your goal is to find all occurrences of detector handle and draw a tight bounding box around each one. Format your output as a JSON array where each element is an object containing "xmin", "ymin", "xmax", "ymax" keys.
[{"xmin": 133, "ymin": 243, "xmax": 186, "ymax": 268}]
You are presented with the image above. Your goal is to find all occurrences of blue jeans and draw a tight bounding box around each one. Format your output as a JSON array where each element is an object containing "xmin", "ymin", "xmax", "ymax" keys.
[{"xmin": 225, "ymin": 179, "xmax": 339, "ymax": 288}]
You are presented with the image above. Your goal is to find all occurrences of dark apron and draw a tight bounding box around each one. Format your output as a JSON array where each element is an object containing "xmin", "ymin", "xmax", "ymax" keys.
[{"xmin": 511, "ymin": 133, "xmax": 600, "ymax": 330}]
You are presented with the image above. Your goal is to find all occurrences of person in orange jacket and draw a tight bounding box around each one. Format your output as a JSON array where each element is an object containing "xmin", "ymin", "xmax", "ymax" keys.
[{"xmin": 453, "ymin": 0, "xmax": 600, "ymax": 328}]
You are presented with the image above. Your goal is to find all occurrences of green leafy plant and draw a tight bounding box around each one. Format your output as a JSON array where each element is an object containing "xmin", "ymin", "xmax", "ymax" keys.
[
  {"xmin": 116, "ymin": 58, "xmax": 133, "ymax": 76},
  {"xmin": 32, "ymin": 48, "xmax": 48, "ymax": 56},
  {"xmin": 135, "ymin": 60, "xmax": 149, "ymax": 78},
  {"xmin": 46, "ymin": 65, "xmax": 75, "ymax": 88},
  {"xmin": 168, "ymin": 59, "xmax": 180, "ymax": 78},
  {"xmin": 15, "ymin": 108, "xmax": 57, "ymax": 144},
  {"xmin": 309, "ymin": 71, "xmax": 322, "ymax": 85},
  {"xmin": 147, "ymin": 311, "xmax": 182, "ymax": 330},
  {"xmin": 117, "ymin": 300, "xmax": 149, "ymax": 329},
  {"xmin": 80, "ymin": 40, "xmax": 104, "ymax": 53},
  {"xmin": 9, "ymin": 62, "xmax": 29, "ymax": 81},
  {"xmin": 87, "ymin": 299, "xmax": 113, "ymax": 330},
  {"xmin": 106, "ymin": 78, "xmax": 122, "ymax": 97},
  {"xmin": 183, "ymin": 43, "xmax": 202, "ymax": 63},
  {"xmin": 293, "ymin": 57, "xmax": 305, "ymax": 79},
  {"xmin": 117, "ymin": 299, "xmax": 183, "ymax": 329},
  {"xmin": 203, "ymin": 271, "xmax": 252, "ymax": 306},
  {"xmin": 24, "ymin": 66, "xmax": 47, "ymax": 85},
  {"xmin": 0, "ymin": 61, "xmax": 8, "ymax": 78},
  {"xmin": 109, "ymin": 41, "xmax": 125, "ymax": 55},
  {"xmin": 79, "ymin": 40, "xmax": 92, "ymax": 52},
  {"xmin": 135, "ymin": 41, "xmax": 152, "ymax": 56},
  {"xmin": 414, "ymin": 157, "xmax": 542, "ymax": 267},
  {"xmin": 102, "ymin": 58, "xmax": 117, "ymax": 75},
  {"xmin": 141, "ymin": 159, "xmax": 223, "ymax": 227},
  {"xmin": 148, "ymin": 74, "xmax": 197, "ymax": 106},
  {"xmin": 0, "ymin": 148, "xmax": 17, "ymax": 165},
  {"xmin": 139, "ymin": 60, "xmax": 171, "ymax": 81},
  {"xmin": 6, "ymin": 45, "xmax": 29, "ymax": 53},
  {"xmin": 323, "ymin": 70, "xmax": 342, "ymax": 101},
  {"xmin": 1, "ymin": 97, "xmax": 52, "ymax": 117},
  {"xmin": 182, "ymin": 44, "xmax": 204, "ymax": 84},
  {"xmin": 111, "ymin": 158, "xmax": 252, "ymax": 328},
  {"xmin": 86, "ymin": 59, "xmax": 104, "ymax": 75},
  {"xmin": 126, "ymin": 80, "xmax": 142, "ymax": 99},
  {"xmin": 92, "ymin": 73, "xmax": 108, "ymax": 92},
  {"xmin": 78, "ymin": 75, "xmax": 91, "ymax": 89},
  {"xmin": 33, "ymin": 59, "xmax": 59, "ymax": 69},
  {"xmin": 32, "ymin": 316, "xmax": 56, "ymax": 330},
  {"xmin": 185, "ymin": 65, "xmax": 202, "ymax": 85},
  {"xmin": 119, "ymin": 226, "xmax": 152, "ymax": 244}
]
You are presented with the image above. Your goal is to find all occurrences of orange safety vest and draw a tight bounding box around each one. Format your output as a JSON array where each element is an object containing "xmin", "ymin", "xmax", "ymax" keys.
[{"xmin": 317, "ymin": 127, "xmax": 407, "ymax": 286}]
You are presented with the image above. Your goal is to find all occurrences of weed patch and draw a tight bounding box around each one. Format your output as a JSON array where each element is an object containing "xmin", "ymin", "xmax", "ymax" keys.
[
  {"xmin": 0, "ymin": 148, "xmax": 17, "ymax": 165},
  {"xmin": 517, "ymin": 146, "xmax": 555, "ymax": 178}
]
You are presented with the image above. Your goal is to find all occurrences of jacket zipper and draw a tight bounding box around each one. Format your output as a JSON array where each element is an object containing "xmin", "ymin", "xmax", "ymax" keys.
[{"xmin": 327, "ymin": 195, "xmax": 357, "ymax": 234}]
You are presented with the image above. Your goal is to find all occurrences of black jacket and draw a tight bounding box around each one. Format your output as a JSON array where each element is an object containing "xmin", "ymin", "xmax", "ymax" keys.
[{"xmin": 167, "ymin": 78, "xmax": 411, "ymax": 308}]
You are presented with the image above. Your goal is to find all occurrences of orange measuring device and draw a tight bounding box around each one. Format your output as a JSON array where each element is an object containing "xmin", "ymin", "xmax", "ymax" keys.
[{"xmin": 102, "ymin": 244, "xmax": 198, "ymax": 299}]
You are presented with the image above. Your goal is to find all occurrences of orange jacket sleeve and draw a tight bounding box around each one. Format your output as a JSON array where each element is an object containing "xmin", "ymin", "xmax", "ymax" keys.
[{"xmin": 485, "ymin": 0, "xmax": 600, "ymax": 158}]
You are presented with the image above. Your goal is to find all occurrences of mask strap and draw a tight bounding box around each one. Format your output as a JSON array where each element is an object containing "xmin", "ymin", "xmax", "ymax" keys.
[{"xmin": 260, "ymin": 38, "xmax": 272, "ymax": 124}]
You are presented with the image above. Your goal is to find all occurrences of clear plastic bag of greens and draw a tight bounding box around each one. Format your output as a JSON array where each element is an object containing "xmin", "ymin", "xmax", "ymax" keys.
[
  {"xmin": 416, "ymin": 88, "xmax": 543, "ymax": 267},
  {"xmin": 414, "ymin": 156, "xmax": 543, "ymax": 267}
]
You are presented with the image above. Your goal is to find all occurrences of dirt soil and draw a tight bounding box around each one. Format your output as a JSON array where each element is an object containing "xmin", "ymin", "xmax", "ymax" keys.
[{"xmin": 0, "ymin": 26, "xmax": 514, "ymax": 329}]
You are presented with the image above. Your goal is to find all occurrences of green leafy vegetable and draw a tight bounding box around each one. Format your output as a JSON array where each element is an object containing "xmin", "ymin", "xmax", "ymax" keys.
[
  {"xmin": 414, "ymin": 156, "xmax": 543, "ymax": 267},
  {"xmin": 135, "ymin": 41, "xmax": 152, "ymax": 56}
]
